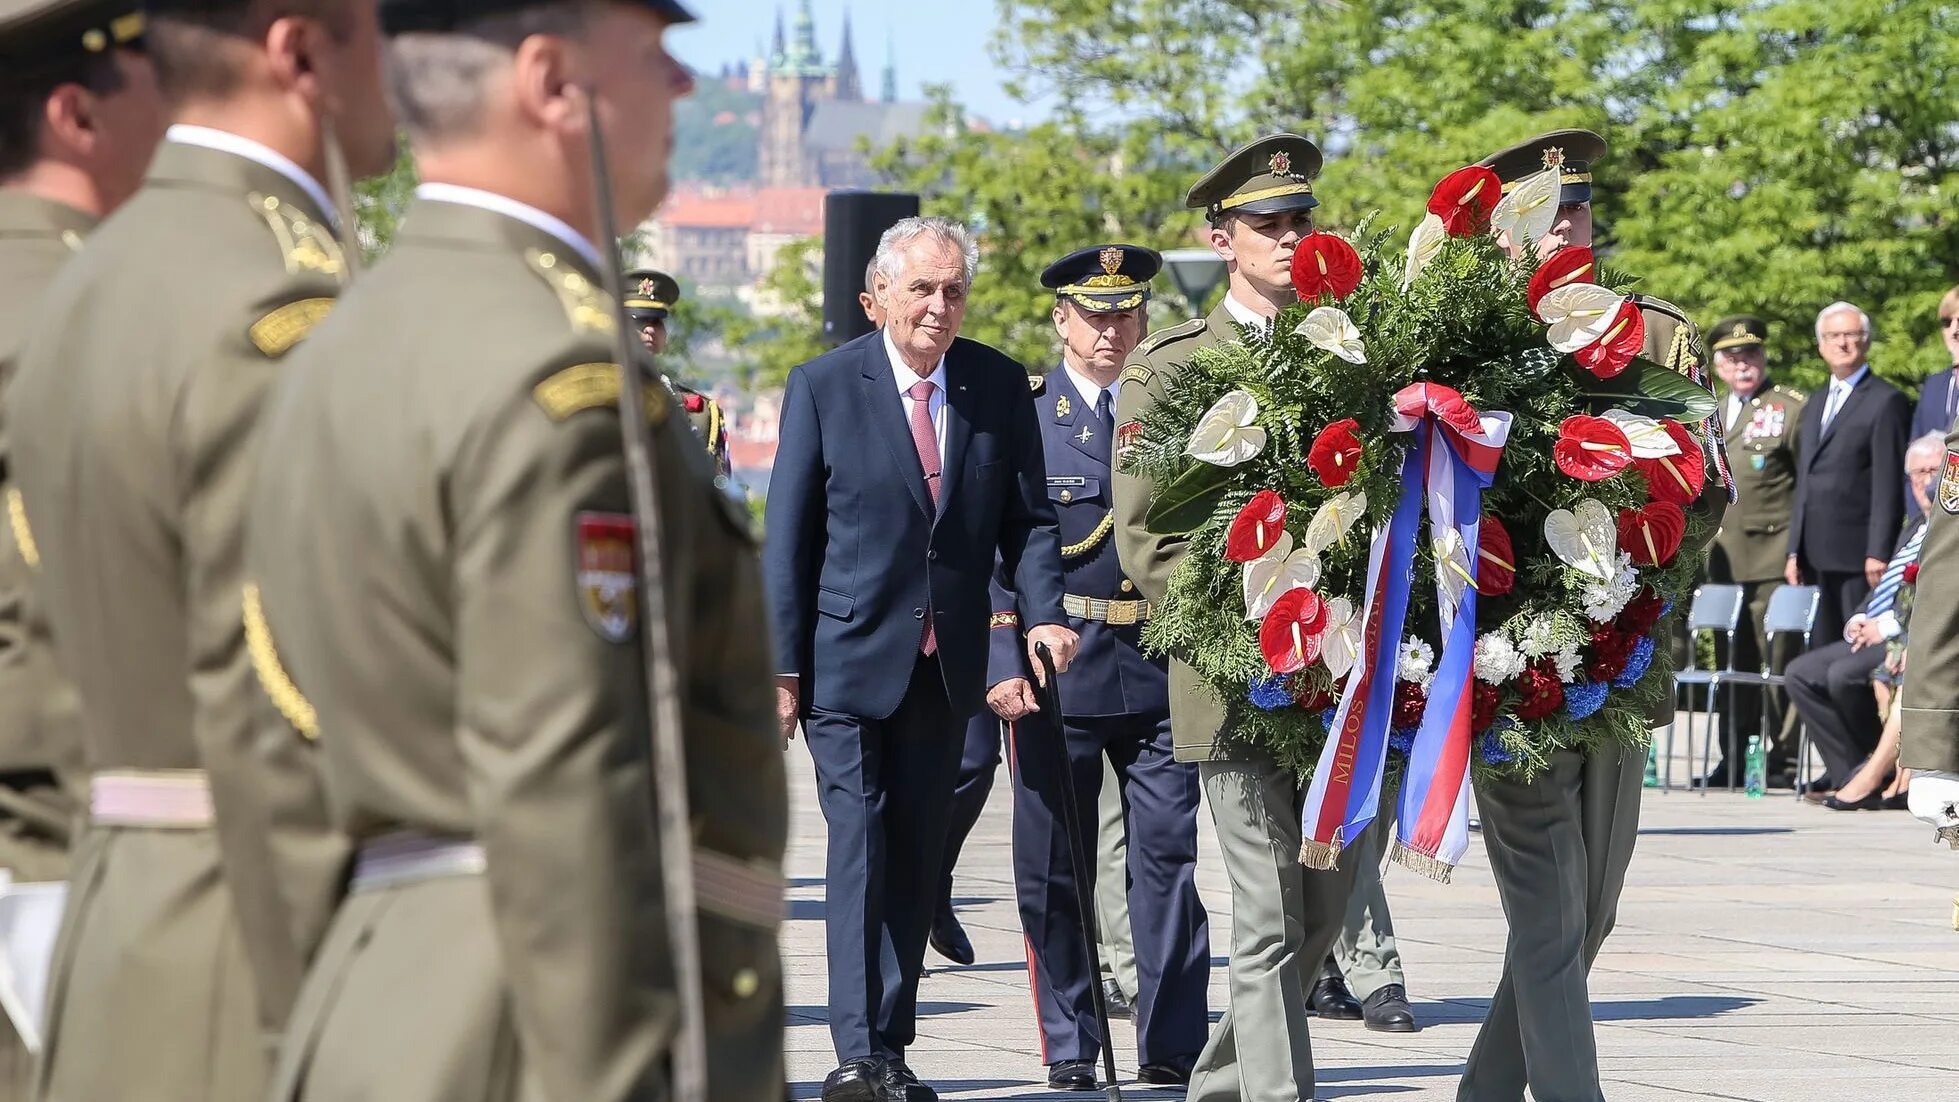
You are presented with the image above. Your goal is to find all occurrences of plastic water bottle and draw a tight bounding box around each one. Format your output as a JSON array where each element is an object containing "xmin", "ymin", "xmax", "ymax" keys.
[
  {"xmin": 1744, "ymin": 734, "xmax": 1767, "ymax": 798},
  {"xmin": 1643, "ymin": 742, "xmax": 1660, "ymax": 789}
]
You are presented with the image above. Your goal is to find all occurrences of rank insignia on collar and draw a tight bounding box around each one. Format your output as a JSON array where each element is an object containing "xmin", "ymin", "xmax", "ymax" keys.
[
  {"xmin": 1941, "ymin": 451, "xmax": 1959, "ymax": 515},
  {"xmin": 1076, "ymin": 425, "xmax": 1094, "ymax": 445},
  {"xmin": 1056, "ymin": 395, "xmax": 1072, "ymax": 419},
  {"xmin": 576, "ymin": 512, "xmax": 638, "ymax": 642}
]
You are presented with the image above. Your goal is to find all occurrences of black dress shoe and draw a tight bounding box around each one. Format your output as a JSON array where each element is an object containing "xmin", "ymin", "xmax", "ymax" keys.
[
  {"xmin": 1361, "ymin": 984, "xmax": 1419, "ymax": 1032},
  {"xmin": 1046, "ymin": 1060, "xmax": 1097, "ymax": 1091},
  {"xmin": 1823, "ymin": 792, "xmax": 1886, "ymax": 811},
  {"xmin": 1884, "ymin": 792, "xmax": 1912, "ymax": 810},
  {"xmin": 882, "ymin": 1062, "xmax": 938, "ymax": 1102},
  {"xmin": 1100, "ymin": 977, "xmax": 1133, "ymax": 1020},
  {"xmin": 927, "ymin": 908, "xmax": 975, "ymax": 966},
  {"xmin": 1137, "ymin": 1058, "xmax": 1195, "ymax": 1085},
  {"xmin": 1307, "ymin": 959, "xmax": 1362, "ymax": 1020},
  {"xmin": 821, "ymin": 1058, "xmax": 888, "ymax": 1102}
]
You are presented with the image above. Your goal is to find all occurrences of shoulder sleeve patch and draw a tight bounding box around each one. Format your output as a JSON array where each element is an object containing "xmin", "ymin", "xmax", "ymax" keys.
[
  {"xmin": 533, "ymin": 362, "xmax": 670, "ymax": 425},
  {"xmin": 248, "ymin": 297, "xmax": 335, "ymax": 358},
  {"xmin": 1136, "ymin": 318, "xmax": 1205, "ymax": 356},
  {"xmin": 1118, "ymin": 363, "xmax": 1155, "ymax": 389},
  {"xmin": 523, "ymin": 249, "xmax": 616, "ymax": 337},
  {"xmin": 247, "ymin": 192, "xmax": 345, "ymax": 279}
]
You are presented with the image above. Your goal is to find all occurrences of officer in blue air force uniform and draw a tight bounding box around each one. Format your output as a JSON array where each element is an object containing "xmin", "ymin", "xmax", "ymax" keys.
[{"xmin": 986, "ymin": 245, "xmax": 1211, "ymax": 1091}]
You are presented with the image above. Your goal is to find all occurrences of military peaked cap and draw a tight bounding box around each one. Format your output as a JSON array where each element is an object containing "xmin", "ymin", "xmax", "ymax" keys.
[
  {"xmin": 1710, "ymin": 314, "xmax": 1767, "ymax": 352},
  {"xmin": 1186, "ymin": 134, "xmax": 1322, "ymax": 221},
  {"xmin": 623, "ymin": 268, "xmax": 680, "ymax": 322},
  {"xmin": 1478, "ymin": 128, "xmax": 1606, "ymax": 205},
  {"xmin": 379, "ymin": 0, "xmax": 693, "ymax": 33},
  {"xmin": 0, "ymin": 0, "xmax": 143, "ymax": 83},
  {"xmin": 1041, "ymin": 244, "xmax": 1160, "ymax": 314}
]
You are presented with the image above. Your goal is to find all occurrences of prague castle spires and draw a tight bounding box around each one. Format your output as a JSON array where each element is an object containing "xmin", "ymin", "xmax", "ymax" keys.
[
  {"xmin": 756, "ymin": 1, "xmax": 923, "ymax": 188},
  {"xmin": 880, "ymin": 30, "xmax": 897, "ymax": 102},
  {"xmin": 835, "ymin": 8, "xmax": 861, "ymax": 103}
]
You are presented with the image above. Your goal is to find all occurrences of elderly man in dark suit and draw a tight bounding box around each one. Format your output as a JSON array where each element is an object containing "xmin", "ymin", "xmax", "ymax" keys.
[
  {"xmin": 765, "ymin": 215, "xmax": 1076, "ymax": 1102},
  {"xmin": 1787, "ymin": 301, "xmax": 1911, "ymax": 644}
]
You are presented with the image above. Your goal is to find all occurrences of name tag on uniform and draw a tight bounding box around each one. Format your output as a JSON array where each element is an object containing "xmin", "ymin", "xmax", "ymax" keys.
[{"xmin": 1047, "ymin": 477, "xmax": 1087, "ymax": 486}]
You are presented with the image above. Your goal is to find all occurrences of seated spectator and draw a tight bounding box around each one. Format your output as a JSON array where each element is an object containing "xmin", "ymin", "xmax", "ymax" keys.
[
  {"xmin": 1826, "ymin": 649, "xmax": 1914, "ymax": 810},
  {"xmin": 1787, "ymin": 433, "xmax": 1943, "ymax": 800}
]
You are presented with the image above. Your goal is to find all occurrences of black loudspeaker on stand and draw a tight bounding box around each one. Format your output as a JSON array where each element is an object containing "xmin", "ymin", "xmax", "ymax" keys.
[{"xmin": 822, "ymin": 190, "xmax": 920, "ymax": 346}]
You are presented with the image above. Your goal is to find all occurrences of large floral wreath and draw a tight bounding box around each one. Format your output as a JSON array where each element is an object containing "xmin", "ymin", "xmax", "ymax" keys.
[{"xmin": 1127, "ymin": 162, "xmax": 1720, "ymax": 879}]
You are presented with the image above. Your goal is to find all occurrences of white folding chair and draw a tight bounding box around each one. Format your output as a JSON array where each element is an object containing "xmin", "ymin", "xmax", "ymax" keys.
[
  {"xmin": 1720, "ymin": 585, "xmax": 1819, "ymax": 796},
  {"xmin": 1667, "ymin": 584, "xmax": 1743, "ymax": 794}
]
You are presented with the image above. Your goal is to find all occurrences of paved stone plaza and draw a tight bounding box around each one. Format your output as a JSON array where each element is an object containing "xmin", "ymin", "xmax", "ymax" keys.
[{"xmin": 781, "ymin": 730, "xmax": 1959, "ymax": 1101}]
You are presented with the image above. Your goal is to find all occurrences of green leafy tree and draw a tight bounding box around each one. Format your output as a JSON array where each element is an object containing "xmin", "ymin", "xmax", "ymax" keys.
[{"xmin": 727, "ymin": 236, "xmax": 827, "ymax": 390}]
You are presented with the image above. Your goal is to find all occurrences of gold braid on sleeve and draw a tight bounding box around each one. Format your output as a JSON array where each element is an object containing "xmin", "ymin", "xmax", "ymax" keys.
[
  {"xmin": 243, "ymin": 583, "xmax": 320, "ymax": 740},
  {"xmin": 1061, "ymin": 512, "xmax": 1115, "ymax": 560}
]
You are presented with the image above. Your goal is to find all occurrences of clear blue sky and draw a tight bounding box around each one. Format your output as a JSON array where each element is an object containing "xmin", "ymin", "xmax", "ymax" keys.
[{"xmin": 674, "ymin": 0, "xmax": 1050, "ymax": 126}]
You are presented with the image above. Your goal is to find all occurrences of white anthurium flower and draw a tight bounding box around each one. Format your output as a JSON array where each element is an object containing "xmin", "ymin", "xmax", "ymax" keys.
[
  {"xmin": 1491, "ymin": 165, "xmax": 1561, "ymax": 246},
  {"xmin": 1434, "ymin": 528, "xmax": 1476, "ymax": 609},
  {"xmin": 1294, "ymin": 306, "xmax": 1368, "ymax": 364},
  {"xmin": 1543, "ymin": 498, "xmax": 1619, "ymax": 581},
  {"xmin": 1321, "ymin": 597, "xmax": 1362, "ymax": 679},
  {"xmin": 1401, "ymin": 213, "xmax": 1448, "ymax": 290},
  {"xmin": 1303, "ymin": 490, "xmax": 1368, "ymax": 556},
  {"xmin": 1185, "ymin": 388, "xmax": 1267, "ymax": 466},
  {"xmin": 1539, "ymin": 283, "xmax": 1630, "ymax": 353},
  {"xmin": 1244, "ymin": 546, "xmax": 1322, "ymax": 621},
  {"xmin": 1600, "ymin": 409, "xmax": 1682, "ymax": 459}
]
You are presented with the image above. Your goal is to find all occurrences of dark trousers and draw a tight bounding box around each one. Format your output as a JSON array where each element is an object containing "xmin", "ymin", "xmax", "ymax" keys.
[
  {"xmin": 1784, "ymin": 638, "xmax": 1886, "ymax": 788},
  {"xmin": 937, "ymin": 712, "xmax": 1003, "ymax": 912},
  {"xmin": 1009, "ymin": 706, "xmax": 1209, "ymax": 1066},
  {"xmin": 1811, "ymin": 570, "xmax": 1871, "ymax": 647},
  {"xmin": 805, "ymin": 657, "xmax": 961, "ymax": 1062}
]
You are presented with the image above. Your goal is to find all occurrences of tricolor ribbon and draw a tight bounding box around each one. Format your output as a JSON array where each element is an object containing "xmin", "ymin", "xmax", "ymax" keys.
[{"xmin": 1299, "ymin": 384, "xmax": 1510, "ymax": 879}]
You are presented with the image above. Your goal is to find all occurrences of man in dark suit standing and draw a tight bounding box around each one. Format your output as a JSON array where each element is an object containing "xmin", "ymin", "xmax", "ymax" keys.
[
  {"xmin": 765, "ymin": 216, "xmax": 1076, "ymax": 1102},
  {"xmin": 1906, "ymin": 286, "xmax": 1959, "ymax": 518},
  {"xmin": 1787, "ymin": 301, "xmax": 1911, "ymax": 643}
]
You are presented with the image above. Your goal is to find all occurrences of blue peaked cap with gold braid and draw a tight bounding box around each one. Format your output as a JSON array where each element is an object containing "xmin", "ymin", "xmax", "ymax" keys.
[
  {"xmin": 1041, "ymin": 244, "xmax": 1160, "ymax": 314},
  {"xmin": 377, "ymin": 0, "xmax": 694, "ymax": 33}
]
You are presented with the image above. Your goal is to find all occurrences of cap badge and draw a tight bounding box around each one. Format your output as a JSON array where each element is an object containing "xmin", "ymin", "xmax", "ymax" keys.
[
  {"xmin": 1731, "ymin": 322, "xmax": 1748, "ymax": 339},
  {"xmin": 1270, "ymin": 151, "xmax": 1292, "ymax": 176},
  {"xmin": 1541, "ymin": 146, "xmax": 1567, "ymax": 171},
  {"xmin": 638, "ymin": 278, "xmax": 656, "ymax": 297},
  {"xmin": 1099, "ymin": 247, "xmax": 1123, "ymax": 276}
]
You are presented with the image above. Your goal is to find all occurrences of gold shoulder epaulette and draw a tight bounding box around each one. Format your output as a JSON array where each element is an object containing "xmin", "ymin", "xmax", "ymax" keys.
[
  {"xmin": 1028, "ymin": 374, "xmax": 1045, "ymax": 394},
  {"xmin": 247, "ymin": 192, "xmax": 345, "ymax": 279},
  {"xmin": 1135, "ymin": 317, "xmax": 1205, "ymax": 356},
  {"xmin": 1785, "ymin": 386, "xmax": 1807, "ymax": 401},
  {"xmin": 533, "ymin": 362, "xmax": 669, "ymax": 425},
  {"xmin": 523, "ymin": 248, "xmax": 616, "ymax": 338},
  {"xmin": 248, "ymin": 297, "xmax": 335, "ymax": 357}
]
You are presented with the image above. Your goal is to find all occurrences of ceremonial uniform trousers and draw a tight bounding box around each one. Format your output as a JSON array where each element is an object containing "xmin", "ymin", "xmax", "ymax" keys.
[
  {"xmin": 1461, "ymin": 299, "xmax": 1728, "ymax": 1102},
  {"xmin": 993, "ymin": 366, "xmax": 1209, "ymax": 1069}
]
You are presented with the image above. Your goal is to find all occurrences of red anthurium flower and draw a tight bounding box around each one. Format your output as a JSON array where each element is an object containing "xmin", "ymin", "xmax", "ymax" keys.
[
  {"xmin": 1260, "ymin": 587, "xmax": 1328, "ymax": 674},
  {"xmin": 1476, "ymin": 516, "xmax": 1517, "ymax": 596},
  {"xmin": 1634, "ymin": 420, "xmax": 1706, "ymax": 505},
  {"xmin": 1527, "ymin": 247, "xmax": 1597, "ymax": 317},
  {"xmin": 1226, "ymin": 490, "xmax": 1289, "ymax": 563},
  {"xmin": 1904, "ymin": 562, "xmax": 1920, "ymax": 586},
  {"xmin": 1553, "ymin": 415, "xmax": 1634, "ymax": 481},
  {"xmin": 1617, "ymin": 500, "xmax": 1687, "ymax": 566},
  {"xmin": 1306, "ymin": 419, "xmax": 1364, "ymax": 487},
  {"xmin": 1393, "ymin": 382, "xmax": 1486, "ymax": 439},
  {"xmin": 1289, "ymin": 231, "xmax": 1364, "ymax": 301},
  {"xmin": 1573, "ymin": 300, "xmax": 1646, "ymax": 379},
  {"xmin": 1427, "ymin": 165, "xmax": 1503, "ymax": 237}
]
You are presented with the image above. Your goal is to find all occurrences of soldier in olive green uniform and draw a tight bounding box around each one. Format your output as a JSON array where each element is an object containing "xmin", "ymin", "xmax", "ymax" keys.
[
  {"xmin": 1900, "ymin": 427, "xmax": 1959, "ymax": 846},
  {"xmin": 6, "ymin": 3, "xmax": 396, "ymax": 1097},
  {"xmin": 1113, "ymin": 134, "xmax": 1366, "ymax": 1102},
  {"xmin": 0, "ymin": 1, "xmax": 160, "ymax": 1092},
  {"xmin": 249, "ymin": 3, "xmax": 785, "ymax": 1099},
  {"xmin": 1702, "ymin": 315, "xmax": 1806, "ymax": 780},
  {"xmin": 1460, "ymin": 131, "xmax": 1730, "ymax": 1102},
  {"xmin": 625, "ymin": 266, "xmax": 732, "ymax": 477}
]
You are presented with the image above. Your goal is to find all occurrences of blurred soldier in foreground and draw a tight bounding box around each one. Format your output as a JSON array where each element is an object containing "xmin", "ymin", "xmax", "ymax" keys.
[
  {"xmin": 625, "ymin": 265, "xmax": 730, "ymax": 476},
  {"xmin": 8, "ymin": 1, "xmax": 394, "ymax": 1097}
]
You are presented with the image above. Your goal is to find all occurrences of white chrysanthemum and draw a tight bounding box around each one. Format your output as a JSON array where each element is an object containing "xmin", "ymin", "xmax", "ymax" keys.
[
  {"xmin": 1473, "ymin": 632, "xmax": 1527, "ymax": 684},
  {"xmin": 1584, "ymin": 552, "xmax": 1641, "ymax": 621},
  {"xmin": 1552, "ymin": 642, "xmax": 1583, "ymax": 683},
  {"xmin": 1518, "ymin": 616, "xmax": 1560, "ymax": 658},
  {"xmin": 1399, "ymin": 639, "xmax": 1436, "ymax": 686}
]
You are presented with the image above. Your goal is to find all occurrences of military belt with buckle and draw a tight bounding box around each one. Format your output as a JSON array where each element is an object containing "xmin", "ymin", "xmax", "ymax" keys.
[{"xmin": 1062, "ymin": 594, "xmax": 1153, "ymax": 625}]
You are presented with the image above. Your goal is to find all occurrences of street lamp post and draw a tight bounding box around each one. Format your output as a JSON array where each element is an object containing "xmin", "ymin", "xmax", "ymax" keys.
[{"xmin": 1160, "ymin": 248, "xmax": 1226, "ymax": 320}]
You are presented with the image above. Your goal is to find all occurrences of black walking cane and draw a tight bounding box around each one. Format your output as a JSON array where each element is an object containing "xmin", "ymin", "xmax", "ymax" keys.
[{"xmin": 1034, "ymin": 642, "xmax": 1124, "ymax": 1102}]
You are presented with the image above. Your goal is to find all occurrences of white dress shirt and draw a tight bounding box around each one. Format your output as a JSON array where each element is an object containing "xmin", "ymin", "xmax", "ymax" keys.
[
  {"xmin": 885, "ymin": 327, "xmax": 948, "ymax": 456},
  {"xmin": 1820, "ymin": 363, "xmax": 1870, "ymax": 431},
  {"xmin": 165, "ymin": 124, "xmax": 336, "ymax": 225},
  {"xmin": 1062, "ymin": 360, "xmax": 1112, "ymax": 419},
  {"xmin": 1222, "ymin": 289, "xmax": 1276, "ymax": 333},
  {"xmin": 414, "ymin": 183, "xmax": 604, "ymax": 272}
]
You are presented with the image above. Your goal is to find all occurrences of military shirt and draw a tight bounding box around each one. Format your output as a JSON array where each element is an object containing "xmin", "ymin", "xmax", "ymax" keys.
[
  {"xmin": 245, "ymin": 196, "xmax": 786, "ymax": 1100},
  {"xmin": 0, "ymin": 190, "xmax": 89, "ymax": 880},
  {"xmin": 1709, "ymin": 382, "xmax": 1807, "ymax": 584},
  {"xmin": 1113, "ymin": 303, "xmax": 1241, "ymax": 762}
]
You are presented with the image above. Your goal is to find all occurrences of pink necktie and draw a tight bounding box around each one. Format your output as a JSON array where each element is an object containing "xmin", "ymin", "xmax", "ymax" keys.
[{"xmin": 908, "ymin": 379, "xmax": 940, "ymax": 655}]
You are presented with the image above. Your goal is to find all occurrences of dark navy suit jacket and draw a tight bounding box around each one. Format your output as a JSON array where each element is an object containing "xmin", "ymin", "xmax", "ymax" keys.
[
  {"xmin": 1908, "ymin": 367, "xmax": 1956, "ymax": 518},
  {"xmin": 985, "ymin": 366, "xmax": 1168, "ymax": 717},
  {"xmin": 1788, "ymin": 366, "xmax": 1910, "ymax": 572},
  {"xmin": 764, "ymin": 330, "xmax": 1068, "ymax": 720}
]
